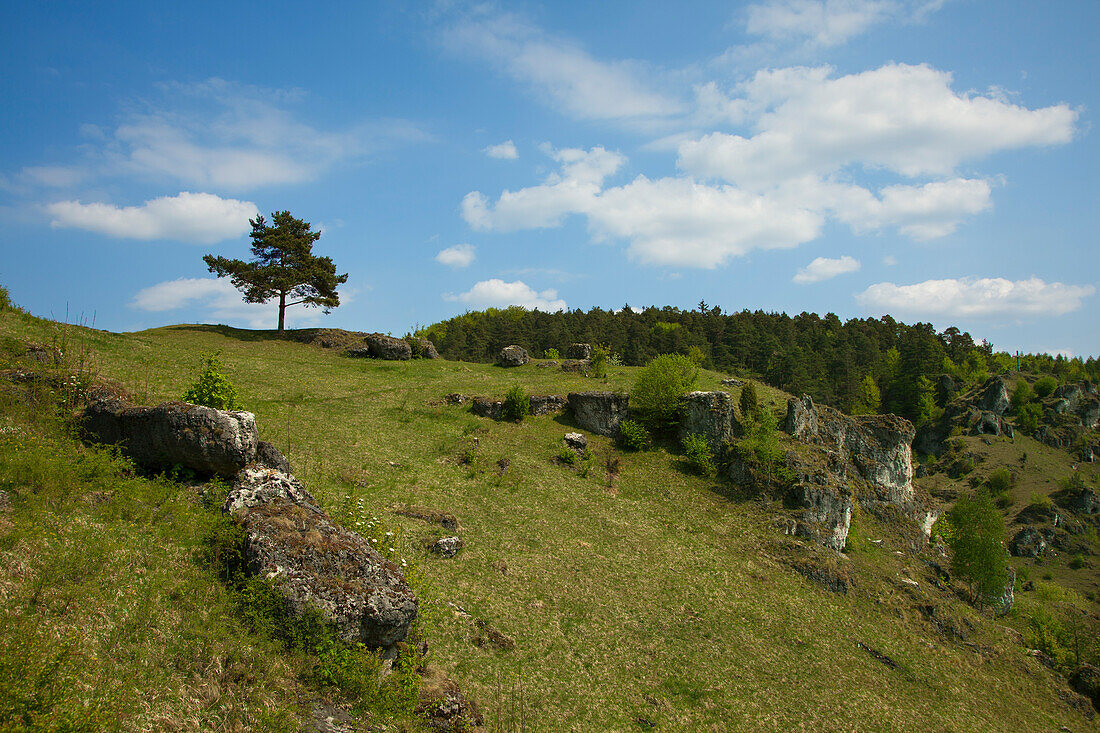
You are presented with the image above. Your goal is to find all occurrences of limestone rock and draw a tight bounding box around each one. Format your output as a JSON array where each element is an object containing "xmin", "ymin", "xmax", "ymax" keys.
[
  {"xmin": 567, "ymin": 392, "xmax": 629, "ymax": 437},
  {"xmin": 977, "ymin": 376, "xmax": 1010, "ymax": 415},
  {"xmin": 255, "ymin": 440, "xmax": 291, "ymax": 473},
  {"xmin": 678, "ymin": 391, "xmax": 740, "ymax": 452},
  {"xmin": 563, "ymin": 432, "xmax": 587, "ymax": 452},
  {"xmin": 498, "ymin": 345, "xmax": 529, "ymax": 367},
  {"xmin": 529, "ymin": 394, "xmax": 566, "ymax": 416},
  {"xmin": 226, "ymin": 469, "xmax": 417, "ymax": 648},
  {"xmin": 987, "ymin": 567, "xmax": 1015, "ymax": 617},
  {"xmin": 560, "ymin": 359, "xmax": 590, "ymax": 373},
  {"xmin": 81, "ymin": 397, "xmax": 257, "ymax": 478},
  {"xmin": 1070, "ymin": 664, "xmax": 1100, "ymax": 713},
  {"xmin": 430, "ymin": 536, "xmax": 464, "ymax": 558},
  {"xmin": 1056, "ymin": 487, "xmax": 1100, "ymax": 515},
  {"xmin": 416, "ymin": 338, "xmax": 440, "ymax": 359},
  {"xmin": 566, "ymin": 343, "xmax": 592, "ymax": 360},
  {"xmin": 721, "ymin": 377, "xmax": 745, "ymax": 387},
  {"xmin": 416, "ymin": 668, "xmax": 484, "ymax": 731},
  {"xmin": 1008, "ymin": 526, "xmax": 1053, "ymax": 557},
  {"xmin": 470, "ymin": 397, "xmax": 503, "ymax": 420},
  {"xmin": 364, "ymin": 333, "xmax": 412, "ymax": 360}
]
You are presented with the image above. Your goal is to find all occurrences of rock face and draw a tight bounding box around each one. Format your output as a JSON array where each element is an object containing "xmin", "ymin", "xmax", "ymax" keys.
[
  {"xmin": 498, "ymin": 345, "xmax": 529, "ymax": 367},
  {"xmin": 81, "ymin": 397, "xmax": 257, "ymax": 478},
  {"xmin": 255, "ymin": 441, "xmax": 291, "ymax": 473},
  {"xmin": 566, "ymin": 343, "xmax": 592, "ymax": 360},
  {"xmin": 560, "ymin": 359, "xmax": 591, "ymax": 373},
  {"xmin": 987, "ymin": 567, "xmax": 1015, "ymax": 616},
  {"xmin": 529, "ymin": 394, "xmax": 566, "ymax": 416},
  {"xmin": 416, "ymin": 338, "xmax": 440, "ymax": 359},
  {"xmin": 1009, "ymin": 526, "xmax": 1053, "ymax": 557},
  {"xmin": 470, "ymin": 397, "xmax": 503, "ymax": 421},
  {"xmin": 563, "ymin": 433, "xmax": 587, "ymax": 452},
  {"xmin": 678, "ymin": 391, "xmax": 741, "ymax": 452},
  {"xmin": 786, "ymin": 395, "xmax": 915, "ymax": 505},
  {"xmin": 225, "ymin": 467, "xmax": 417, "ymax": 648},
  {"xmin": 567, "ymin": 392, "xmax": 629, "ymax": 437},
  {"xmin": 364, "ymin": 334, "xmax": 412, "ymax": 360},
  {"xmin": 977, "ymin": 376, "xmax": 1010, "ymax": 415},
  {"xmin": 1070, "ymin": 664, "xmax": 1100, "ymax": 713}
]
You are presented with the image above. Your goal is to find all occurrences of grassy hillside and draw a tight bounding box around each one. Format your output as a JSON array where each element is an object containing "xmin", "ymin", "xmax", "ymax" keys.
[{"xmin": 1, "ymin": 308, "xmax": 1097, "ymax": 732}]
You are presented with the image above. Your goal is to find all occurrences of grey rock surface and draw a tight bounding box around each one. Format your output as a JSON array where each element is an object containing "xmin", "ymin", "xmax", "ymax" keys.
[
  {"xmin": 470, "ymin": 397, "xmax": 503, "ymax": 420},
  {"xmin": 529, "ymin": 394, "xmax": 566, "ymax": 416},
  {"xmin": 255, "ymin": 440, "xmax": 291, "ymax": 473},
  {"xmin": 498, "ymin": 345, "xmax": 530, "ymax": 367},
  {"xmin": 364, "ymin": 333, "xmax": 413, "ymax": 360},
  {"xmin": 81, "ymin": 397, "xmax": 257, "ymax": 478},
  {"xmin": 566, "ymin": 343, "xmax": 592, "ymax": 360},
  {"xmin": 563, "ymin": 432, "xmax": 588, "ymax": 452},
  {"xmin": 567, "ymin": 391, "xmax": 629, "ymax": 437},
  {"xmin": 430, "ymin": 536, "xmax": 464, "ymax": 558},
  {"xmin": 678, "ymin": 391, "xmax": 740, "ymax": 452}
]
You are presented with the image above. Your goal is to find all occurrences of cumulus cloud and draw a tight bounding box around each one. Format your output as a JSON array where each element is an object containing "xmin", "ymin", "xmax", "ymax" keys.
[
  {"xmin": 745, "ymin": 0, "xmax": 946, "ymax": 48},
  {"xmin": 441, "ymin": 13, "xmax": 682, "ymax": 123},
  {"xmin": 856, "ymin": 277, "xmax": 1095, "ymax": 318},
  {"xmin": 483, "ymin": 140, "xmax": 519, "ymax": 160},
  {"xmin": 678, "ymin": 63, "xmax": 1077, "ymax": 187},
  {"xmin": 793, "ymin": 255, "xmax": 860, "ymax": 284},
  {"xmin": 46, "ymin": 191, "xmax": 258, "ymax": 244},
  {"xmin": 130, "ymin": 277, "xmax": 326, "ymax": 329},
  {"xmin": 435, "ymin": 243, "xmax": 476, "ymax": 268},
  {"xmin": 444, "ymin": 279, "xmax": 566, "ymax": 311}
]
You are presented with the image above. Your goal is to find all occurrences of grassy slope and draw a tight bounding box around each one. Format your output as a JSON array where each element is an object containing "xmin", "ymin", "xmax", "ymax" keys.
[{"xmin": 1, "ymin": 311, "xmax": 1096, "ymax": 732}]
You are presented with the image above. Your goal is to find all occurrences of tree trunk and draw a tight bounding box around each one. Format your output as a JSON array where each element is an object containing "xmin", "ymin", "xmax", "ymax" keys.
[{"xmin": 278, "ymin": 292, "xmax": 286, "ymax": 332}]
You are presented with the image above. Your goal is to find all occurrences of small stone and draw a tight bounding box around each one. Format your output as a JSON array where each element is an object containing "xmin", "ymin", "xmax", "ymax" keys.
[
  {"xmin": 564, "ymin": 432, "xmax": 587, "ymax": 451},
  {"xmin": 430, "ymin": 536, "xmax": 464, "ymax": 558}
]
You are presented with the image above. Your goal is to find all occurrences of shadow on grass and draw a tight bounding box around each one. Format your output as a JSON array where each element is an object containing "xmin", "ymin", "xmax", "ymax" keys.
[{"xmin": 165, "ymin": 324, "xmax": 340, "ymax": 344}]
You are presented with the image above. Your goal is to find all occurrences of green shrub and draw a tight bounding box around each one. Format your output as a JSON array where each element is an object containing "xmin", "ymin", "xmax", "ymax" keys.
[
  {"xmin": 630, "ymin": 354, "xmax": 698, "ymax": 434},
  {"xmin": 1015, "ymin": 402, "xmax": 1041, "ymax": 435},
  {"xmin": 0, "ymin": 284, "xmax": 10, "ymax": 311},
  {"xmin": 1029, "ymin": 493, "xmax": 1053, "ymax": 511},
  {"xmin": 544, "ymin": 348, "xmax": 560, "ymax": 360},
  {"xmin": 1069, "ymin": 554, "xmax": 1086, "ymax": 570},
  {"xmin": 557, "ymin": 445, "xmax": 577, "ymax": 465},
  {"xmin": 686, "ymin": 345, "xmax": 707, "ymax": 367},
  {"xmin": 739, "ymin": 382, "xmax": 759, "ymax": 419},
  {"xmin": 590, "ymin": 343, "xmax": 610, "ymax": 378},
  {"xmin": 1011, "ymin": 380, "xmax": 1034, "ymax": 412},
  {"xmin": 732, "ymin": 407, "xmax": 792, "ymax": 486},
  {"xmin": 1033, "ymin": 376, "xmax": 1058, "ymax": 399},
  {"xmin": 682, "ymin": 433, "xmax": 715, "ymax": 476},
  {"xmin": 945, "ymin": 490, "xmax": 1009, "ymax": 603},
  {"xmin": 617, "ymin": 419, "xmax": 651, "ymax": 451},
  {"xmin": 403, "ymin": 333, "xmax": 424, "ymax": 358},
  {"xmin": 183, "ymin": 351, "xmax": 240, "ymax": 410},
  {"xmin": 502, "ymin": 384, "xmax": 530, "ymax": 422},
  {"xmin": 987, "ymin": 468, "xmax": 1012, "ymax": 495}
]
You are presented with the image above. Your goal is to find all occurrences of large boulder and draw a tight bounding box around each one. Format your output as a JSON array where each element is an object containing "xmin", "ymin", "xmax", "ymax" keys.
[
  {"xmin": 365, "ymin": 334, "xmax": 412, "ymax": 360},
  {"xmin": 498, "ymin": 345, "xmax": 530, "ymax": 367},
  {"xmin": 977, "ymin": 376, "xmax": 1010, "ymax": 415},
  {"xmin": 470, "ymin": 397, "xmax": 503, "ymax": 420},
  {"xmin": 81, "ymin": 397, "xmax": 257, "ymax": 478},
  {"xmin": 566, "ymin": 343, "xmax": 592, "ymax": 360},
  {"xmin": 567, "ymin": 392, "xmax": 629, "ymax": 437},
  {"xmin": 678, "ymin": 391, "xmax": 741, "ymax": 452},
  {"xmin": 415, "ymin": 338, "xmax": 440, "ymax": 359},
  {"xmin": 255, "ymin": 440, "xmax": 291, "ymax": 473},
  {"xmin": 225, "ymin": 468, "xmax": 418, "ymax": 648}
]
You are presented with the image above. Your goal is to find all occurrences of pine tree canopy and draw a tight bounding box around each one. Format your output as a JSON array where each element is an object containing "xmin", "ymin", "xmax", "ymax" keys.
[{"xmin": 203, "ymin": 211, "xmax": 348, "ymax": 332}]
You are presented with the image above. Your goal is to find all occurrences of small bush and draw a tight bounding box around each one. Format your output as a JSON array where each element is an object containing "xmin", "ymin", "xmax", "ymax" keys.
[
  {"xmin": 630, "ymin": 354, "xmax": 699, "ymax": 434},
  {"xmin": 617, "ymin": 419, "xmax": 652, "ymax": 451},
  {"xmin": 0, "ymin": 284, "xmax": 11, "ymax": 311},
  {"xmin": 557, "ymin": 446, "xmax": 577, "ymax": 465},
  {"xmin": 682, "ymin": 433, "xmax": 715, "ymax": 476},
  {"xmin": 1011, "ymin": 380, "xmax": 1034, "ymax": 412},
  {"xmin": 1029, "ymin": 493, "xmax": 1053, "ymax": 511},
  {"xmin": 502, "ymin": 384, "xmax": 530, "ymax": 422},
  {"xmin": 739, "ymin": 382, "xmax": 759, "ymax": 419},
  {"xmin": 1033, "ymin": 376, "xmax": 1058, "ymax": 399},
  {"xmin": 544, "ymin": 348, "xmax": 560, "ymax": 360},
  {"xmin": 183, "ymin": 351, "xmax": 240, "ymax": 410},
  {"xmin": 1069, "ymin": 554, "xmax": 1086, "ymax": 570},
  {"xmin": 686, "ymin": 345, "xmax": 707, "ymax": 368},
  {"xmin": 590, "ymin": 344, "xmax": 610, "ymax": 378},
  {"xmin": 987, "ymin": 468, "xmax": 1013, "ymax": 495},
  {"xmin": 1015, "ymin": 402, "xmax": 1041, "ymax": 434}
]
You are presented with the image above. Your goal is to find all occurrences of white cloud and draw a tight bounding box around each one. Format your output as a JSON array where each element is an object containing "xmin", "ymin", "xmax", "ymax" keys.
[
  {"xmin": 442, "ymin": 13, "xmax": 682, "ymax": 123},
  {"xmin": 129, "ymin": 277, "xmax": 326, "ymax": 329},
  {"xmin": 46, "ymin": 191, "xmax": 258, "ymax": 244},
  {"xmin": 678, "ymin": 63, "xmax": 1077, "ymax": 187},
  {"xmin": 483, "ymin": 140, "xmax": 518, "ymax": 160},
  {"xmin": 856, "ymin": 277, "xmax": 1095, "ymax": 318},
  {"xmin": 793, "ymin": 255, "xmax": 860, "ymax": 284},
  {"xmin": 745, "ymin": 0, "xmax": 948, "ymax": 48},
  {"xmin": 435, "ymin": 243, "xmax": 476, "ymax": 268},
  {"xmin": 444, "ymin": 279, "xmax": 566, "ymax": 311}
]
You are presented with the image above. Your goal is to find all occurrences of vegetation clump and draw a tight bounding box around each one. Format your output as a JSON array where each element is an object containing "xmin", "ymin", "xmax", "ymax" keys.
[
  {"xmin": 682, "ymin": 433, "xmax": 715, "ymax": 476},
  {"xmin": 183, "ymin": 351, "xmax": 241, "ymax": 410},
  {"xmin": 1033, "ymin": 376, "xmax": 1058, "ymax": 399},
  {"xmin": 939, "ymin": 491, "xmax": 1010, "ymax": 605},
  {"xmin": 502, "ymin": 384, "xmax": 531, "ymax": 422},
  {"xmin": 617, "ymin": 419, "xmax": 651, "ymax": 451},
  {"xmin": 630, "ymin": 353, "xmax": 698, "ymax": 434}
]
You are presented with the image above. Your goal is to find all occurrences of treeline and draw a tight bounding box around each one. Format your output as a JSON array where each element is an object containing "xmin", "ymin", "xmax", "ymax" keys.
[{"xmin": 417, "ymin": 304, "xmax": 1099, "ymax": 422}]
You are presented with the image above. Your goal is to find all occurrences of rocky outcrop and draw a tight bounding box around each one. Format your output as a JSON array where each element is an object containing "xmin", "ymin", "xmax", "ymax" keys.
[
  {"xmin": 977, "ymin": 376, "xmax": 1010, "ymax": 415},
  {"xmin": 225, "ymin": 468, "xmax": 417, "ymax": 648},
  {"xmin": 1070, "ymin": 664, "xmax": 1100, "ymax": 713},
  {"xmin": 987, "ymin": 567, "xmax": 1015, "ymax": 616},
  {"xmin": 563, "ymin": 432, "xmax": 587, "ymax": 452},
  {"xmin": 498, "ymin": 345, "xmax": 529, "ymax": 367},
  {"xmin": 1009, "ymin": 526, "xmax": 1053, "ymax": 557},
  {"xmin": 429, "ymin": 536, "xmax": 463, "ymax": 558},
  {"xmin": 255, "ymin": 440, "xmax": 291, "ymax": 473},
  {"xmin": 529, "ymin": 394, "xmax": 566, "ymax": 416},
  {"xmin": 567, "ymin": 392, "xmax": 629, "ymax": 437},
  {"xmin": 786, "ymin": 395, "xmax": 915, "ymax": 505},
  {"xmin": 470, "ymin": 397, "xmax": 503, "ymax": 420},
  {"xmin": 678, "ymin": 391, "xmax": 741, "ymax": 452},
  {"xmin": 566, "ymin": 343, "xmax": 592, "ymax": 360},
  {"xmin": 364, "ymin": 333, "xmax": 413, "ymax": 360},
  {"xmin": 81, "ymin": 397, "xmax": 257, "ymax": 478},
  {"xmin": 470, "ymin": 395, "xmax": 564, "ymax": 420},
  {"xmin": 1055, "ymin": 487, "xmax": 1100, "ymax": 515}
]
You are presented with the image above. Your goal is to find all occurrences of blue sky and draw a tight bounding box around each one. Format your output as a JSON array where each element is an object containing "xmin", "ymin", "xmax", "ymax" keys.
[{"xmin": 1, "ymin": 1, "xmax": 1096, "ymax": 357}]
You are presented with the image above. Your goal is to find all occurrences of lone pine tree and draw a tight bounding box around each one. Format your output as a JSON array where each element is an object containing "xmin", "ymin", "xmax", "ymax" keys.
[{"xmin": 204, "ymin": 211, "xmax": 348, "ymax": 332}]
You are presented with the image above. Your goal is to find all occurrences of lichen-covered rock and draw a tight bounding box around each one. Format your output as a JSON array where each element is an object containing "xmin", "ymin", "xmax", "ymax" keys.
[
  {"xmin": 470, "ymin": 397, "xmax": 503, "ymax": 420},
  {"xmin": 416, "ymin": 338, "xmax": 440, "ymax": 359},
  {"xmin": 1056, "ymin": 487, "xmax": 1100, "ymax": 515},
  {"xmin": 225, "ymin": 469, "xmax": 417, "ymax": 648},
  {"xmin": 498, "ymin": 345, "xmax": 530, "ymax": 367},
  {"xmin": 416, "ymin": 668, "xmax": 484, "ymax": 732},
  {"xmin": 1009, "ymin": 526, "xmax": 1053, "ymax": 557},
  {"xmin": 560, "ymin": 359, "xmax": 590, "ymax": 373},
  {"xmin": 785, "ymin": 395, "xmax": 915, "ymax": 505},
  {"xmin": 987, "ymin": 567, "xmax": 1015, "ymax": 617},
  {"xmin": 564, "ymin": 432, "xmax": 587, "ymax": 452},
  {"xmin": 364, "ymin": 333, "xmax": 412, "ymax": 360},
  {"xmin": 430, "ymin": 536, "xmax": 464, "ymax": 558},
  {"xmin": 678, "ymin": 391, "xmax": 741, "ymax": 452},
  {"xmin": 529, "ymin": 394, "xmax": 566, "ymax": 416},
  {"xmin": 81, "ymin": 397, "xmax": 257, "ymax": 478},
  {"xmin": 255, "ymin": 440, "xmax": 291, "ymax": 473},
  {"xmin": 977, "ymin": 376, "xmax": 1010, "ymax": 415},
  {"xmin": 567, "ymin": 392, "xmax": 629, "ymax": 437},
  {"xmin": 566, "ymin": 343, "xmax": 592, "ymax": 360}
]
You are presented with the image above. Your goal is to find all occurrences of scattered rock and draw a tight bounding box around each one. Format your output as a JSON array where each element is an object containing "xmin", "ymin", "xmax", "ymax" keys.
[
  {"xmin": 856, "ymin": 641, "xmax": 902, "ymax": 672},
  {"xmin": 537, "ymin": 361, "xmax": 558, "ymax": 368},
  {"xmin": 444, "ymin": 393, "xmax": 467, "ymax": 406},
  {"xmin": 566, "ymin": 343, "xmax": 592, "ymax": 360},
  {"xmin": 498, "ymin": 345, "xmax": 529, "ymax": 367},
  {"xmin": 416, "ymin": 666, "xmax": 485, "ymax": 732},
  {"xmin": 471, "ymin": 618, "xmax": 515, "ymax": 650},
  {"xmin": 305, "ymin": 699, "xmax": 360, "ymax": 733},
  {"xmin": 1055, "ymin": 487, "xmax": 1100, "ymax": 515},
  {"xmin": 1009, "ymin": 526, "xmax": 1054, "ymax": 557},
  {"xmin": 430, "ymin": 536, "xmax": 464, "ymax": 558},
  {"xmin": 392, "ymin": 505, "xmax": 459, "ymax": 531},
  {"xmin": 81, "ymin": 397, "xmax": 258, "ymax": 478},
  {"xmin": 529, "ymin": 394, "xmax": 566, "ymax": 416},
  {"xmin": 560, "ymin": 359, "xmax": 591, "ymax": 373},
  {"xmin": 470, "ymin": 397, "xmax": 503, "ymax": 420},
  {"xmin": 415, "ymin": 338, "xmax": 440, "ymax": 359},
  {"xmin": 721, "ymin": 377, "xmax": 745, "ymax": 387},
  {"xmin": 567, "ymin": 391, "xmax": 629, "ymax": 437},
  {"xmin": 365, "ymin": 333, "xmax": 413, "ymax": 360},
  {"xmin": 225, "ymin": 469, "xmax": 418, "ymax": 648},
  {"xmin": 255, "ymin": 440, "xmax": 291, "ymax": 473},
  {"xmin": 563, "ymin": 432, "xmax": 588, "ymax": 452}
]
